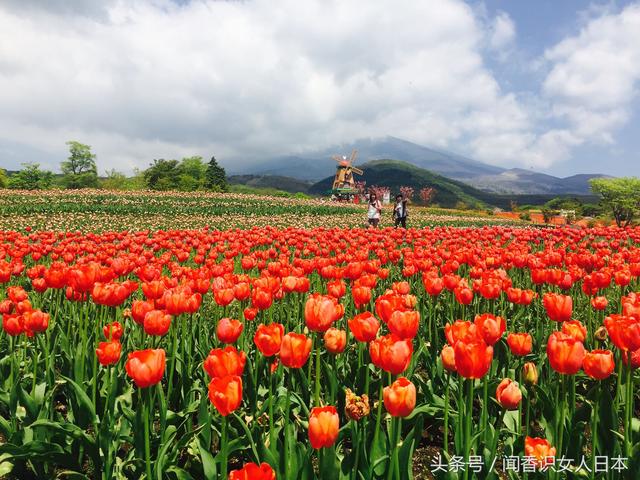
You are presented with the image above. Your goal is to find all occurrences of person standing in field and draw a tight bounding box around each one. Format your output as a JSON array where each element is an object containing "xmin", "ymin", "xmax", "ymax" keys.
[
  {"xmin": 367, "ymin": 192, "xmax": 382, "ymax": 227},
  {"xmin": 393, "ymin": 193, "xmax": 408, "ymax": 228}
]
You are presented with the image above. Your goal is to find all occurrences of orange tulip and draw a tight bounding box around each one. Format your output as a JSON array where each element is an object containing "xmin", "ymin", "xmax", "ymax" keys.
[
  {"xmin": 308, "ymin": 406, "xmax": 339, "ymax": 449},
  {"xmin": 348, "ymin": 312, "xmax": 380, "ymax": 343},
  {"xmin": 506, "ymin": 332, "xmax": 532, "ymax": 356},
  {"xmin": 203, "ymin": 346, "xmax": 246, "ymax": 378},
  {"xmin": 304, "ymin": 293, "xmax": 344, "ymax": 333},
  {"xmin": 561, "ymin": 320, "xmax": 587, "ymax": 343},
  {"xmin": 383, "ymin": 377, "xmax": 416, "ymax": 417},
  {"xmin": 323, "ymin": 328, "xmax": 346, "ymax": 354},
  {"xmin": 369, "ymin": 334, "xmax": 413, "ymax": 375},
  {"xmin": 547, "ymin": 331, "xmax": 585, "ymax": 375},
  {"xmin": 208, "ymin": 375, "xmax": 243, "ymax": 416},
  {"xmin": 441, "ymin": 345, "xmax": 456, "ymax": 372},
  {"xmin": 216, "ymin": 318, "xmax": 243, "ymax": 344},
  {"xmin": 445, "ymin": 320, "xmax": 478, "ymax": 346},
  {"xmin": 524, "ymin": 436, "xmax": 556, "ymax": 469},
  {"xmin": 125, "ymin": 349, "xmax": 166, "ymax": 388},
  {"xmin": 387, "ymin": 310, "xmax": 420, "ymax": 339},
  {"xmin": 23, "ymin": 310, "xmax": 49, "ymax": 334},
  {"xmin": 453, "ymin": 339, "xmax": 493, "ymax": 379},
  {"xmin": 543, "ymin": 292, "xmax": 572, "ymax": 322},
  {"xmin": 583, "ymin": 349, "xmax": 615, "ymax": 380},
  {"xmin": 280, "ymin": 332, "xmax": 312, "ymax": 368},
  {"xmin": 254, "ymin": 323, "xmax": 284, "ymax": 357},
  {"xmin": 591, "ymin": 296, "xmax": 608, "ymax": 311},
  {"xmin": 495, "ymin": 378, "xmax": 522, "ymax": 410}
]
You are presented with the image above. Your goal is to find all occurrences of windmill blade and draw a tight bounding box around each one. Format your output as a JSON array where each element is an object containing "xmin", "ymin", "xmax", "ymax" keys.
[
  {"xmin": 349, "ymin": 149, "xmax": 358, "ymax": 164},
  {"xmin": 351, "ymin": 167, "xmax": 364, "ymax": 175},
  {"xmin": 332, "ymin": 155, "xmax": 348, "ymax": 165}
]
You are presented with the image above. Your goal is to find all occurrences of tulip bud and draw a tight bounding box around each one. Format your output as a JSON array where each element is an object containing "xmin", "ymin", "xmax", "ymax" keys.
[
  {"xmin": 523, "ymin": 362, "xmax": 538, "ymax": 385},
  {"xmin": 594, "ymin": 326, "xmax": 608, "ymax": 343}
]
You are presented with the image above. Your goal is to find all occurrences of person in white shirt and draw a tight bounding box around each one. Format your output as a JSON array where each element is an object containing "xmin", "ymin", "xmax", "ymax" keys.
[{"xmin": 367, "ymin": 193, "xmax": 382, "ymax": 227}]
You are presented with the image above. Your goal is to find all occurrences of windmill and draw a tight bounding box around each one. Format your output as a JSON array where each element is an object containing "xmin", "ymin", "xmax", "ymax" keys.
[{"xmin": 330, "ymin": 149, "xmax": 364, "ymax": 201}]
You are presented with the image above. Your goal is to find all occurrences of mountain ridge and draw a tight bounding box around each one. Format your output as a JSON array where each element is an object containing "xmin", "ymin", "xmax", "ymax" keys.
[{"xmin": 232, "ymin": 136, "xmax": 606, "ymax": 195}]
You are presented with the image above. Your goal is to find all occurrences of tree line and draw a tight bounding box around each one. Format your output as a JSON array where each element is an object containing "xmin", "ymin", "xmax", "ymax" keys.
[{"xmin": 0, "ymin": 141, "xmax": 228, "ymax": 192}]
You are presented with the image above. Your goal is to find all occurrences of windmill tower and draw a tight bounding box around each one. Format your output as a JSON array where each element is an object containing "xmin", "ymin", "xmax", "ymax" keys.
[{"xmin": 330, "ymin": 149, "xmax": 364, "ymax": 201}]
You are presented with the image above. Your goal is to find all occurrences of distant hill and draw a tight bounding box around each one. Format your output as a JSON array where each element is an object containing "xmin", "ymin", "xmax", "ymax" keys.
[
  {"xmin": 238, "ymin": 136, "xmax": 504, "ymax": 182},
  {"xmin": 228, "ymin": 174, "xmax": 312, "ymax": 193},
  {"xmin": 468, "ymin": 168, "xmax": 610, "ymax": 195},
  {"xmin": 309, "ymin": 159, "xmax": 498, "ymax": 209},
  {"xmin": 233, "ymin": 136, "xmax": 608, "ymax": 195}
]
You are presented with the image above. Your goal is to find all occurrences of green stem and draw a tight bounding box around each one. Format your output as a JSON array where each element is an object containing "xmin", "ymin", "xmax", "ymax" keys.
[
  {"xmin": 592, "ymin": 381, "xmax": 600, "ymax": 480},
  {"xmin": 481, "ymin": 376, "xmax": 488, "ymax": 443},
  {"xmin": 625, "ymin": 353, "xmax": 633, "ymax": 457},
  {"xmin": 370, "ymin": 381, "xmax": 384, "ymax": 478},
  {"xmin": 283, "ymin": 376, "xmax": 291, "ymax": 477},
  {"xmin": 557, "ymin": 375, "xmax": 565, "ymax": 458},
  {"xmin": 166, "ymin": 317, "xmax": 179, "ymax": 405},
  {"xmin": 220, "ymin": 415, "xmax": 228, "ymax": 480},
  {"xmin": 444, "ymin": 373, "xmax": 450, "ymax": 454},
  {"xmin": 144, "ymin": 390, "xmax": 152, "ymax": 480},
  {"xmin": 31, "ymin": 341, "xmax": 38, "ymax": 396},
  {"xmin": 314, "ymin": 339, "xmax": 322, "ymax": 406},
  {"xmin": 464, "ymin": 379, "xmax": 474, "ymax": 480},
  {"xmin": 351, "ymin": 421, "xmax": 360, "ymax": 480}
]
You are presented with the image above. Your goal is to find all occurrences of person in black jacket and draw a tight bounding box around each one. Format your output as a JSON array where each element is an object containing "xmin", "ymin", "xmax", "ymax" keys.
[{"xmin": 393, "ymin": 193, "xmax": 408, "ymax": 228}]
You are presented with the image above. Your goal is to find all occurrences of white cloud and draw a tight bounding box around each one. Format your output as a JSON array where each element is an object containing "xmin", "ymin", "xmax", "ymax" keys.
[
  {"xmin": 0, "ymin": 0, "xmax": 637, "ymax": 175},
  {"xmin": 542, "ymin": 3, "xmax": 640, "ymax": 146},
  {"xmin": 488, "ymin": 11, "xmax": 516, "ymax": 52}
]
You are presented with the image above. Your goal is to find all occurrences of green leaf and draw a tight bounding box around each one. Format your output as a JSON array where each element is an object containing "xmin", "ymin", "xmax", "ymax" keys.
[{"xmin": 61, "ymin": 375, "xmax": 96, "ymax": 429}]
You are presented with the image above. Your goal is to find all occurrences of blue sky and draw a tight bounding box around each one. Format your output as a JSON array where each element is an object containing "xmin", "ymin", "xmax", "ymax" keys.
[{"xmin": 0, "ymin": 0, "xmax": 639, "ymax": 177}]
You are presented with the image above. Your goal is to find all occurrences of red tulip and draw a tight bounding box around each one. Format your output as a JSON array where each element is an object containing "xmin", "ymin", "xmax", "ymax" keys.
[
  {"xmin": 495, "ymin": 378, "xmax": 522, "ymax": 410},
  {"xmin": 369, "ymin": 334, "xmax": 413, "ymax": 375},
  {"xmin": 208, "ymin": 375, "xmax": 243, "ymax": 416},
  {"xmin": 453, "ymin": 339, "xmax": 493, "ymax": 379},
  {"xmin": 304, "ymin": 293, "xmax": 344, "ymax": 332},
  {"xmin": 125, "ymin": 349, "xmax": 166, "ymax": 388},
  {"xmin": 561, "ymin": 320, "xmax": 587, "ymax": 343},
  {"xmin": 348, "ymin": 312, "xmax": 380, "ymax": 343},
  {"xmin": 203, "ymin": 346, "xmax": 247, "ymax": 378},
  {"xmin": 254, "ymin": 323, "xmax": 284, "ymax": 357},
  {"xmin": 96, "ymin": 340, "xmax": 121, "ymax": 366},
  {"xmin": 547, "ymin": 331, "xmax": 585, "ymax": 375},
  {"xmin": 583, "ymin": 349, "xmax": 615, "ymax": 380},
  {"xmin": 543, "ymin": 293, "xmax": 572, "ymax": 322},
  {"xmin": 143, "ymin": 310, "xmax": 172, "ymax": 336},
  {"xmin": 228, "ymin": 462, "xmax": 276, "ymax": 480},
  {"xmin": 216, "ymin": 318, "xmax": 243, "ymax": 344},
  {"xmin": 474, "ymin": 313, "xmax": 505, "ymax": 345},
  {"xmin": 103, "ymin": 321, "xmax": 123, "ymax": 341},
  {"xmin": 387, "ymin": 310, "xmax": 420, "ymax": 339}
]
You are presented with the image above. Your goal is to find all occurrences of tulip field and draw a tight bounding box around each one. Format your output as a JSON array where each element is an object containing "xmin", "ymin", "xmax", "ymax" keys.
[{"xmin": 1, "ymin": 193, "xmax": 640, "ymax": 479}]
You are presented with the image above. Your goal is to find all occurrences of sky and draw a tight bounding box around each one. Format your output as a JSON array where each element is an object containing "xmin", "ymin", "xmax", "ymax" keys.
[{"xmin": 0, "ymin": 0, "xmax": 639, "ymax": 177}]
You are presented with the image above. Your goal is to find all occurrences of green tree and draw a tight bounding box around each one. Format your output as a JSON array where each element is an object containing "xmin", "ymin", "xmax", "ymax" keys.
[
  {"xmin": 590, "ymin": 177, "xmax": 640, "ymax": 227},
  {"xmin": 204, "ymin": 156, "xmax": 228, "ymax": 192},
  {"xmin": 62, "ymin": 141, "xmax": 98, "ymax": 188},
  {"xmin": 179, "ymin": 156, "xmax": 207, "ymax": 191},
  {"xmin": 0, "ymin": 168, "xmax": 7, "ymax": 188},
  {"xmin": 101, "ymin": 169, "xmax": 128, "ymax": 190},
  {"xmin": 144, "ymin": 159, "xmax": 181, "ymax": 190},
  {"xmin": 8, "ymin": 163, "xmax": 53, "ymax": 190}
]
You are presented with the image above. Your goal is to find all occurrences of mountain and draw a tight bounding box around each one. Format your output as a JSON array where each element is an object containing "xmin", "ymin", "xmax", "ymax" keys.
[
  {"xmin": 232, "ymin": 136, "xmax": 608, "ymax": 195},
  {"xmin": 228, "ymin": 174, "xmax": 312, "ymax": 194},
  {"xmin": 235, "ymin": 136, "xmax": 504, "ymax": 182},
  {"xmin": 309, "ymin": 159, "xmax": 498, "ymax": 209},
  {"xmin": 468, "ymin": 168, "xmax": 610, "ymax": 195}
]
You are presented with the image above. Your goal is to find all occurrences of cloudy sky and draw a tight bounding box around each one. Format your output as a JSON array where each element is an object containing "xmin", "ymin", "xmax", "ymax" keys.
[{"xmin": 0, "ymin": 0, "xmax": 639, "ymax": 176}]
